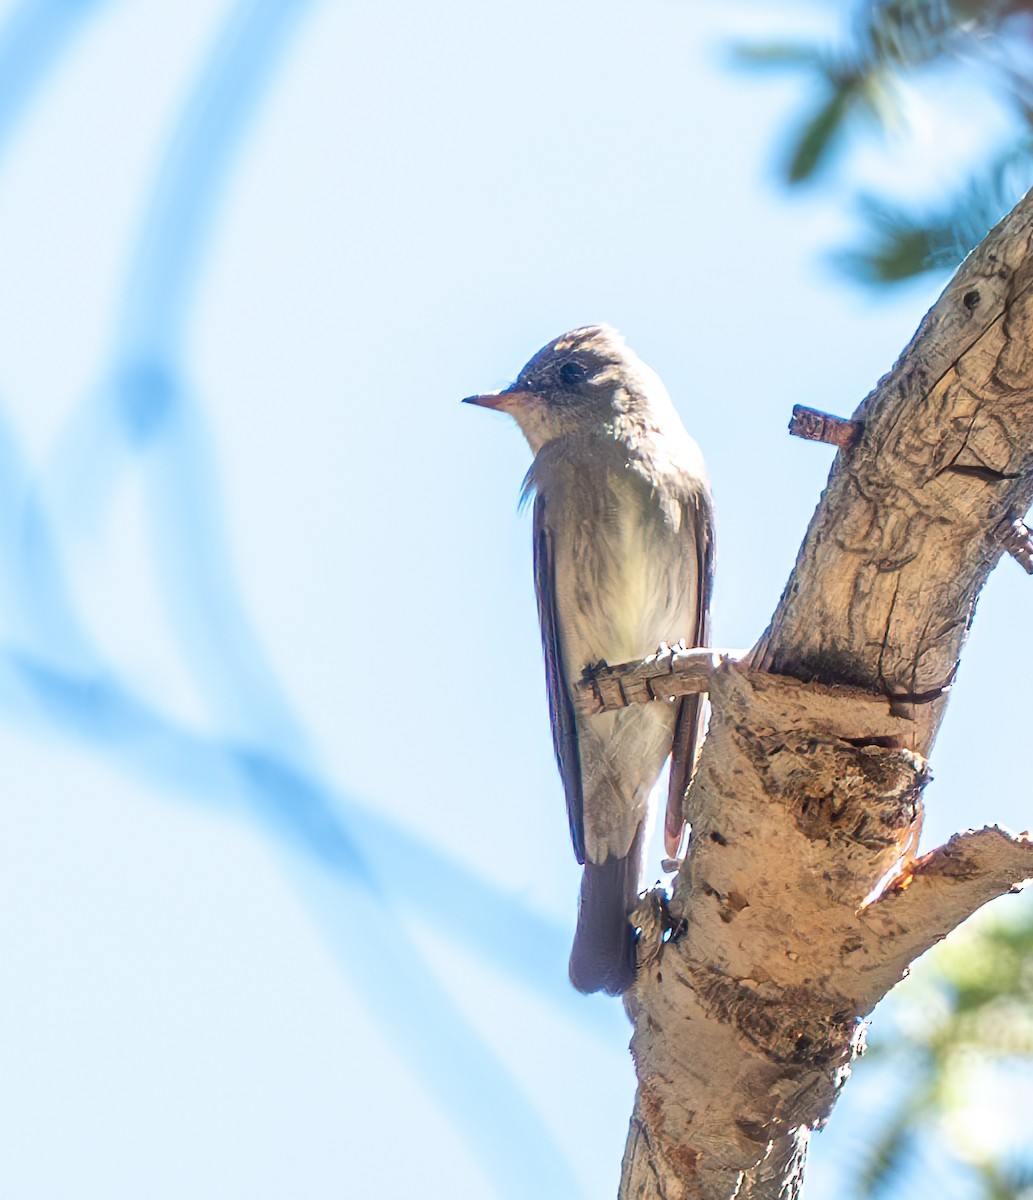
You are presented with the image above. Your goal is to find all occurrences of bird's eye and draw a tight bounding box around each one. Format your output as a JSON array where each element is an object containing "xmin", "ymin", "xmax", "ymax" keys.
[{"xmin": 559, "ymin": 360, "xmax": 587, "ymax": 388}]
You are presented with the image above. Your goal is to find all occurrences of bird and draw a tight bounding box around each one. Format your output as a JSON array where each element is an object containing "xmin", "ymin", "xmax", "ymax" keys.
[{"xmin": 464, "ymin": 325, "xmax": 714, "ymax": 996}]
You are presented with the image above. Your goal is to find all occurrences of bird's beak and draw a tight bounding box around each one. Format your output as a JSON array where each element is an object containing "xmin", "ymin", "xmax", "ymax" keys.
[{"xmin": 462, "ymin": 386, "xmax": 536, "ymax": 412}]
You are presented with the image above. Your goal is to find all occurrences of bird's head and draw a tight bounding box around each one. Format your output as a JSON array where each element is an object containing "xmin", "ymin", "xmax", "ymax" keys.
[{"xmin": 463, "ymin": 325, "xmax": 651, "ymax": 453}]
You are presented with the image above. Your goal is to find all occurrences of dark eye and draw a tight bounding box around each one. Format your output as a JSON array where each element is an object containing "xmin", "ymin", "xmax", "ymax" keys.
[{"xmin": 559, "ymin": 360, "xmax": 587, "ymax": 388}]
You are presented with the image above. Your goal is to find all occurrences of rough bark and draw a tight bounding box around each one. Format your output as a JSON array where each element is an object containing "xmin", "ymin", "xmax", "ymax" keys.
[
  {"xmin": 617, "ymin": 188, "xmax": 1033, "ymax": 1199},
  {"xmin": 575, "ymin": 647, "xmax": 743, "ymax": 716}
]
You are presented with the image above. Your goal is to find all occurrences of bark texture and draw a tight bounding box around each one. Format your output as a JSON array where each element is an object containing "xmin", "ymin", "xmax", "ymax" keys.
[{"xmin": 617, "ymin": 188, "xmax": 1033, "ymax": 1199}]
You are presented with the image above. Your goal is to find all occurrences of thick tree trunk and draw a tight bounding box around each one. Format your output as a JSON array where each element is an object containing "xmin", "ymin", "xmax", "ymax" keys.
[{"xmin": 615, "ymin": 187, "xmax": 1033, "ymax": 1198}]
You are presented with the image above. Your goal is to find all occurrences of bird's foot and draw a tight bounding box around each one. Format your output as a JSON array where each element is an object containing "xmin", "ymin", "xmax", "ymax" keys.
[{"xmin": 630, "ymin": 888, "xmax": 685, "ymax": 972}]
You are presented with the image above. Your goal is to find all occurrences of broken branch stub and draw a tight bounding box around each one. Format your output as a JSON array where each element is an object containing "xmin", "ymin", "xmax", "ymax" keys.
[
  {"xmin": 788, "ymin": 405, "xmax": 863, "ymax": 451},
  {"xmin": 575, "ymin": 646, "xmax": 742, "ymax": 717}
]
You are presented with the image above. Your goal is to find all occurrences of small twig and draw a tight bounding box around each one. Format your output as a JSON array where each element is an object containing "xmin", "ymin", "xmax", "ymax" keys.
[
  {"xmin": 788, "ymin": 404, "xmax": 863, "ymax": 451},
  {"xmin": 995, "ymin": 515, "xmax": 1033, "ymax": 574},
  {"xmin": 574, "ymin": 646, "xmax": 743, "ymax": 717}
]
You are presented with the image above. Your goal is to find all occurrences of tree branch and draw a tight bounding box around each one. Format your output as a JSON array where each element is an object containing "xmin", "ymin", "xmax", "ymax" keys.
[
  {"xmin": 574, "ymin": 647, "xmax": 742, "ymax": 717},
  {"xmin": 618, "ymin": 187, "xmax": 1033, "ymax": 1199},
  {"xmin": 853, "ymin": 825, "xmax": 1033, "ymax": 1011}
]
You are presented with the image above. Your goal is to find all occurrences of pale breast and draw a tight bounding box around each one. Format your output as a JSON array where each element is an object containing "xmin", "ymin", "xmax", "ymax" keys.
[
  {"xmin": 552, "ymin": 464, "xmax": 698, "ymax": 682},
  {"xmin": 534, "ymin": 436, "xmax": 705, "ymax": 864}
]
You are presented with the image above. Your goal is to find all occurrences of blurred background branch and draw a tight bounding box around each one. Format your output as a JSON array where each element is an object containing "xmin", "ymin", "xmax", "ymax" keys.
[
  {"xmin": 0, "ymin": 1, "xmax": 613, "ymax": 1195},
  {"xmin": 735, "ymin": 0, "xmax": 1033, "ymax": 282},
  {"xmin": 834, "ymin": 905, "xmax": 1033, "ymax": 1200}
]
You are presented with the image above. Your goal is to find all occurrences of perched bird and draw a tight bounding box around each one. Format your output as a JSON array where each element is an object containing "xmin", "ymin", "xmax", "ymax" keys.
[{"xmin": 464, "ymin": 325, "xmax": 714, "ymax": 996}]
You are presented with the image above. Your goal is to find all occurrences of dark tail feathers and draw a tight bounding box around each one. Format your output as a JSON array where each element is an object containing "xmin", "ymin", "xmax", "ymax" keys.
[{"xmin": 568, "ymin": 851, "xmax": 639, "ymax": 996}]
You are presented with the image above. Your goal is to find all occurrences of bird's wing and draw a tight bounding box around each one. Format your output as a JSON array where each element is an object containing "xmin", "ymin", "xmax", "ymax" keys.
[
  {"xmin": 533, "ymin": 492, "xmax": 585, "ymax": 864},
  {"xmin": 664, "ymin": 485, "xmax": 716, "ymax": 858}
]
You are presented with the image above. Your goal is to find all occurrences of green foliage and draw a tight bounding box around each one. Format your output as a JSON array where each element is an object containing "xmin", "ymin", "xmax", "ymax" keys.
[
  {"xmin": 833, "ymin": 150, "xmax": 1031, "ymax": 281},
  {"xmin": 787, "ymin": 83, "xmax": 857, "ymax": 182},
  {"xmin": 737, "ymin": 0, "xmax": 1033, "ymax": 282},
  {"xmin": 846, "ymin": 901, "xmax": 1033, "ymax": 1199}
]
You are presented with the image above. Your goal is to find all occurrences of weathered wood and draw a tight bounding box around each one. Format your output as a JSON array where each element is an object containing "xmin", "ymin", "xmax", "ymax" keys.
[
  {"xmin": 754, "ymin": 190, "xmax": 1033, "ymax": 754},
  {"xmin": 619, "ymin": 188, "xmax": 1033, "ymax": 1200},
  {"xmin": 788, "ymin": 404, "xmax": 863, "ymax": 451},
  {"xmin": 574, "ymin": 647, "xmax": 740, "ymax": 717},
  {"xmin": 853, "ymin": 824, "xmax": 1033, "ymax": 1010}
]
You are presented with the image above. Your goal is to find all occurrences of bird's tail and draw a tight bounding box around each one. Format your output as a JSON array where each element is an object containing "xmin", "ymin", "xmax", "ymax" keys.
[{"xmin": 568, "ymin": 837, "xmax": 642, "ymax": 996}]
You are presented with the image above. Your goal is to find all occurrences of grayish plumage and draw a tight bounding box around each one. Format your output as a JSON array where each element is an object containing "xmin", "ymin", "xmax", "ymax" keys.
[{"xmin": 464, "ymin": 326, "xmax": 714, "ymax": 995}]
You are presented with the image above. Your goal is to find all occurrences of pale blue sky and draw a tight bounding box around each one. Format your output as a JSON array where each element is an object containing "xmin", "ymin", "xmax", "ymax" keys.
[{"xmin": 0, "ymin": 2, "xmax": 1027, "ymax": 1197}]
